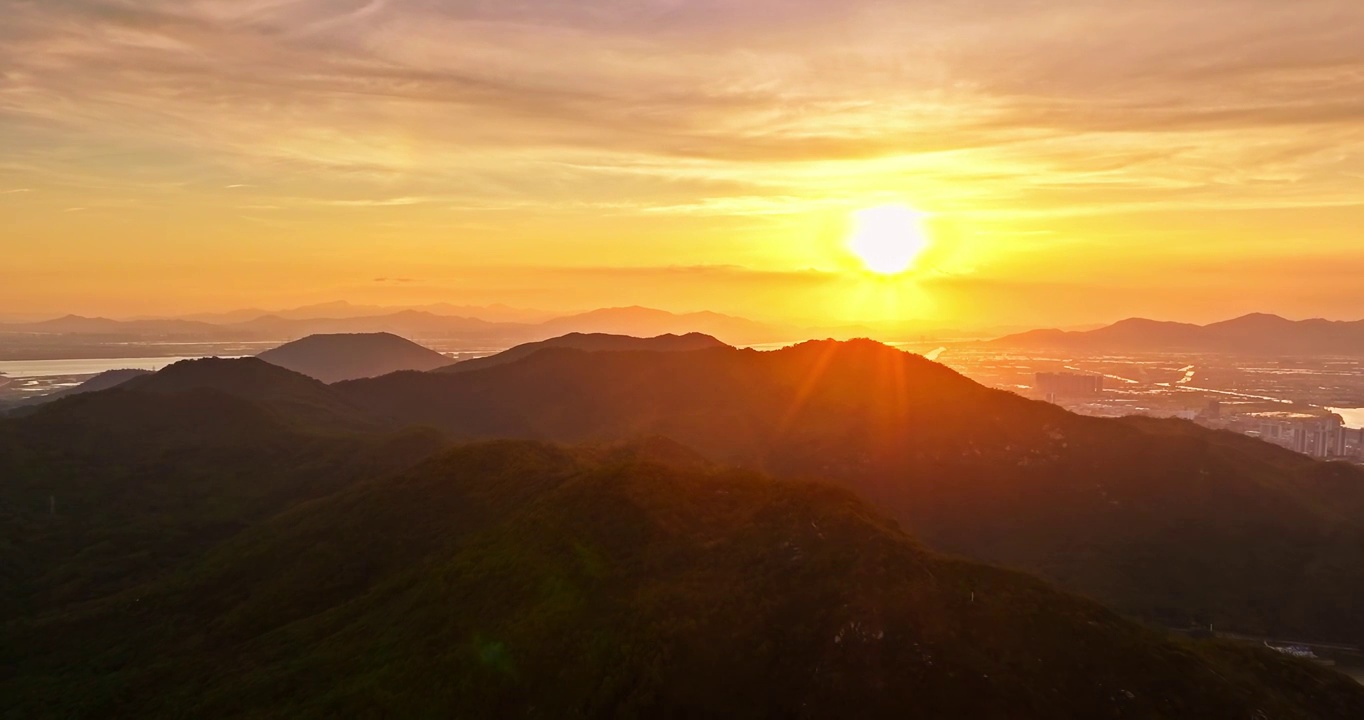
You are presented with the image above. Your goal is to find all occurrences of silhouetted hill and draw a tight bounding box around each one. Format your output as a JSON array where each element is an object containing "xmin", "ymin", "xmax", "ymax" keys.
[
  {"xmin": 5, "ymin": 440, "xmax": 1360, "ymax": 718},
  {"xmin": 993, "ymin": 313, "xmax": 1364, "ymax": 355},
  {"xmin": 337, "ymin": 340, "xmax": 1364, "ymax": 643},
  {"xmin": 120, "ymin": 357, "xmax": 379, "ymax": 431},
  {"xmin": 441, "ymin": 332, "xmax": 730, "ymax": 373},
  {"xmin": 257, "ymin": 332, "xmax": 451, "ymax": 382}
]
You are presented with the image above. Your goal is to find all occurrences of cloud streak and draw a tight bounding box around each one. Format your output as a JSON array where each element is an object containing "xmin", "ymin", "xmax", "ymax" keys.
[{"xmin": 7, "ymin": 0, "xmax": 1361, "ymax": 202}]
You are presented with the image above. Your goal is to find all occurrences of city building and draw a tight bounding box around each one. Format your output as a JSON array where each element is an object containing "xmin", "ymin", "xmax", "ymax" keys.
[
  {"xmin": 1035, "ymin": 372, "xmax": 1104, "ymax": 402},
  {"xmin": 1253, "ymin": 414, "xmax": 1347, "ymax": 459}
]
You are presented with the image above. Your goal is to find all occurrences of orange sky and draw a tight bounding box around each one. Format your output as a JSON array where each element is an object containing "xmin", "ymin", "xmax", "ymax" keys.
[{"xmin": 3, "ymin": 1, "xmax": 1364, "ymax": 328}]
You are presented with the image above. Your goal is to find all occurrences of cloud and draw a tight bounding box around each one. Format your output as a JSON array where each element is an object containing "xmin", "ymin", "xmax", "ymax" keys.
[{"xmin": 6, "ymin": 0, "xmax": 1361, "ymax": 211}]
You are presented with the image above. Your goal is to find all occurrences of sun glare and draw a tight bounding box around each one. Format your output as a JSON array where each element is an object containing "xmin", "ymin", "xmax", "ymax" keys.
[{"xmin": 847, "ymin": 204, "xmax": 931, "ymax": 275}]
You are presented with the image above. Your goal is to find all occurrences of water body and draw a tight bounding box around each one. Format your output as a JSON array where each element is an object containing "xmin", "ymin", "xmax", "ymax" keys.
[
  {"xmin": 0, "ymin": 356, "xmax": 229, "ymax": 379},
  {"xmin": 1326, "ymin": 407, "xmax": 1364, "ymax": 430}
]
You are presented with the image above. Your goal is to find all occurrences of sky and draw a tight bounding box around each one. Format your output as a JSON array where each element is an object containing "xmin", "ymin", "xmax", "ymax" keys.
[{"xmin": 3, "ymin": 0, "xmax": 1363, "ymax": 328}]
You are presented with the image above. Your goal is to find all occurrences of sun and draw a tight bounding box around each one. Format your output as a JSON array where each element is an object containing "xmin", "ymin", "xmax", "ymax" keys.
[{"xmin": 847, "ymin": 204, "xmax": 931, "ymax": 275}]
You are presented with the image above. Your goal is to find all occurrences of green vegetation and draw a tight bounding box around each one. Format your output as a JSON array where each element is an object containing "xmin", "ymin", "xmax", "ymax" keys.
[
  {"xmin": 7, "ymin": 346, "xmax": 1364, "ymax": 717},
  {"xmin": 333, "ymin": 340, "xmax": 1364, "ymax": 643},
  {"xmin": 0, "ymin": 384, "xmax": 444, "ymax": 619},
  {"xmin": 5, "ymin": 438, "xmax": 1363, "ymax": 718}
]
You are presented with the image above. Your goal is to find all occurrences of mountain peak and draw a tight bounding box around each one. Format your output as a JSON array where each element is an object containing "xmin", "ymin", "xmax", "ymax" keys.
[
  {"xmin": 1219, "ymin": 312, "xmax": 1291, "ymax": 325},
  {"xmin": 258, "ymin": 332, "xmax": 450, "ymax": 383}
]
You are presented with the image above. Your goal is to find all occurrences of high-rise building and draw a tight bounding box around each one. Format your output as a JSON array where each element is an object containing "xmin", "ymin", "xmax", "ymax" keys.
[
  {"xmin": 1035, "ymin": 372, "xmax": 1104, "ymax": 402},
  {"xmin": 1257, "ymin": 415, "xmax": 1345, "ymax": 458}
]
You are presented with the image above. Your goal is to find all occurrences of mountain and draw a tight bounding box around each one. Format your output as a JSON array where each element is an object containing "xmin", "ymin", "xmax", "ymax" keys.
[
  {"xmin": 4, "ymin": 438, "xmax": 1361, "ymax": 718},
  {"xmin": 257, "ymin": 333, "xmax": 452, "ymax": 383},
  {"xmin": 415, "ymin": 302, "xmax": 554, "ymax": 323},
  {"xmin": 993, "ymin": 313, "xmax": 1364, "ymax": 355},
  {"xmin": 14, "ymin": 341, "xmax": 1364, "ymax": 645},
  {"xmin": 440, "ymin": 332, "xmax": 730, "ymax": 373},
  {"xmin": 0, "ymin": 310, "xmax": 529, "ymax": 343},
  {"xmin": 162, "ymin": 307, "xmax": 273, "ymax": 324},
  {"xmin": 335, "ymin": 340, "xmax": 1364, "ymax": 644},
  {"xmin": 535, "ymin": 306, "xmax": 789, "ymax": 345},
  {"xmin": 274, "ymin": 300, "xmax": 552, "ymax": 324}
]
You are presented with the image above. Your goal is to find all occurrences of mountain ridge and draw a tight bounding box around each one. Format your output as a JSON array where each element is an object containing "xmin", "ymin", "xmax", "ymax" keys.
[
  {"xmin": 440, "ymin": 331, "xmax": 731, "ymax": 373},
  {"xmin": 0, "ymin": 305, "xmax": 795, "ymax": 346},
  {"xmin": 18, "ymin": 340, "xmax": 1364, "ymax": 645}
]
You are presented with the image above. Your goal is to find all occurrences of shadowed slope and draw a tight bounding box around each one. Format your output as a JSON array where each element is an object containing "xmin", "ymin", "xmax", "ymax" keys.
[
  {"xmin": 5, "ymin": 441, "xmax": 1361, "ymax": 718},
  {"xmin": 0, "ymin": 385, "xmax": 444, "ymax": 617}
]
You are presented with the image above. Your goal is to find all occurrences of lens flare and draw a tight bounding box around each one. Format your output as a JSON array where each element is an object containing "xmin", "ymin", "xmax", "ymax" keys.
[{"xmin": 847, "ymin": 204, "xmax": 931, "ymax": 275}]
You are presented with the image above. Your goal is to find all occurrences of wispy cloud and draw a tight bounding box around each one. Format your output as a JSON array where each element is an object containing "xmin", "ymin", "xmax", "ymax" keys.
[{"xmin": 5, "ymin": 0, "xmax": 1361, "ymax": 216}]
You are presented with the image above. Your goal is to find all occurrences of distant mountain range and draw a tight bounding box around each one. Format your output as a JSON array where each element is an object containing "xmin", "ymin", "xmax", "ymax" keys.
[
  {"xmin": 171, "ymin": 300, "xmax": 556, "ymax": 325},
  {"xmin": 0, "ymin": 305, "xmax": 803, "ymax": 347},
  {"xmin": 2, "ymin": 315, "xmax": 224, "ymax": 336},
  {"xmin": 993, "ymin": 313, "xmax": 1364, "ymax": 355},
  {"xmin": 5, "ymin": 360, "xmax": 1363, "ymax": 716}
]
